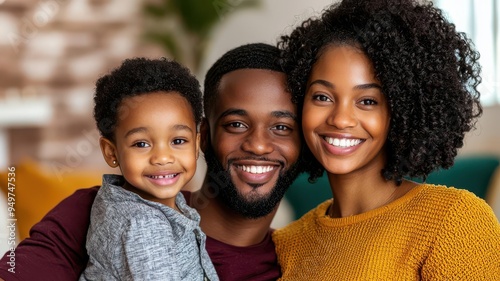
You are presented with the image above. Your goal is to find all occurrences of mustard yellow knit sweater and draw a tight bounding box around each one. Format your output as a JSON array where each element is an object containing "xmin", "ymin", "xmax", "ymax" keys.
[{"xmin": 273, "ymin": 184, "xmax": 500, "ymax": 280}]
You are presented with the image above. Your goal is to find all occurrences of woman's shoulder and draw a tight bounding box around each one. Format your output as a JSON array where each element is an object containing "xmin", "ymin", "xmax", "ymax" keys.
[
  {"xmin": 419, "ymin": 183, "xmax": 488, "ymax": 207},
  {"xmin": 418, "ymin": 184, "xmax": 498, "ymax": 225},
  {"xmin": 420, "ymin": 184, "xmax": 500, "ymax": 273}
]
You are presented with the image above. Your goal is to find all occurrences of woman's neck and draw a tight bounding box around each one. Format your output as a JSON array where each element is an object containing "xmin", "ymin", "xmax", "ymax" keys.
[{"xmin": 327, "ymin": 173, "xmax": 416, "ymax": 218}]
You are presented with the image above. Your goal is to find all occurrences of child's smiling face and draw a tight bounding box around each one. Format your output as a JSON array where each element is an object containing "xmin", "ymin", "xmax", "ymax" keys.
[{"xmin": 100, "ymin": 91, "xmax": 199, "ymax": 209}]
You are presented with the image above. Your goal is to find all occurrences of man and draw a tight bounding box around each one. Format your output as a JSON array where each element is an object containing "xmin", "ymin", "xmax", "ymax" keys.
[{"xmin": 0, "ymin": 43, "xmax": 303, "ymax": 281}]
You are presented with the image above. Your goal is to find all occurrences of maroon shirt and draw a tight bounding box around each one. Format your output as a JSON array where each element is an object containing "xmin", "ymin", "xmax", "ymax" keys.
[
  {"xmin": 207, "ymin": 231, "xmax": 279, "ymax": 281},
  {"xmin": 0, "ymin": 187, "xmax": 280, "ymax": 281}
]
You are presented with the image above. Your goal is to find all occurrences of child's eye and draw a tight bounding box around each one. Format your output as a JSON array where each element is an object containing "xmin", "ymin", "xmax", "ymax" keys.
[
  {"xmin": 132, "ymin": 141, "xmax": 150, "ymax": 148},
  {"xmin": 312, "ymin": 94, "xmax": 332, "ymax": 102},
  {"xmin": 172, "ymin": 139, "xmax": 187, "ymax": 145}
]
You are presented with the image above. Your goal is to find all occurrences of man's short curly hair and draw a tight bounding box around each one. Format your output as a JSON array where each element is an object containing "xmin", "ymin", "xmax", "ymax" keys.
[
  {"xmin": 94, "ymin": 57, "xmax": 202, "ymax": 141},
  {"xmin": 203, "ymin": 43, "xmax": 283, "ymax": 118},
  {"xmin": 279, "ymin": 0, "xmax": 483, "ymax": 183}
]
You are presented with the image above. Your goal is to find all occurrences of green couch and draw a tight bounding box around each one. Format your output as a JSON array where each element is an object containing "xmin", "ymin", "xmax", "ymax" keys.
[{"xmin": 284, "ymin": 155, "xmax": 500, "ymax": 220}]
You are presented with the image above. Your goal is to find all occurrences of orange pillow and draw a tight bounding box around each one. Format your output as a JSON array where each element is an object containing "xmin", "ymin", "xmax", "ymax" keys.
[{"xmin": 0, "ymin": 160, "xmax": 102, "ymax": 240}]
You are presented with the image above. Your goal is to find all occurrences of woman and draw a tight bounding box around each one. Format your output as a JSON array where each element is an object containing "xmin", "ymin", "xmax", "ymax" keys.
[{"xmin": 273, "ymin": 0, "xmax": 500, "ymax": 280}]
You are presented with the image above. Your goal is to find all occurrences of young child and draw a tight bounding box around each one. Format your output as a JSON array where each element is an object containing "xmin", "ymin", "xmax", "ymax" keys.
[
  {"xmin": 273, "ymin": 0, "xmax": 500, "ymax": 280},
  {"xmin": 79, "ymin": 58, "xmax": 219, "ymax": 281}
]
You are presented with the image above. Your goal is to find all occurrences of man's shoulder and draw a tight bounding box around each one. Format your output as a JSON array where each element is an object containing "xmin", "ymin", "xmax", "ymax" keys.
[
  {"xmin": 0, "ymin": 186, "xmax": 100, "ymax": 281},
  {"xmin": 75, "ymin": 185, "xmax": 100, "ymax": 198},
  {"xmin": 52, "ymin": 186, "xmax": 100, "ymax": 213},
  {"xmin": 36, "ymin": 186, "xmax": 99, "ymax": 227}
]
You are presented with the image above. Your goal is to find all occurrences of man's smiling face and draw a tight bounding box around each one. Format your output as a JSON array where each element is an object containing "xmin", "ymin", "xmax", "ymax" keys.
[{"xmin": 203, "ymin": 68, "xmax": 301, "ymax": 218}]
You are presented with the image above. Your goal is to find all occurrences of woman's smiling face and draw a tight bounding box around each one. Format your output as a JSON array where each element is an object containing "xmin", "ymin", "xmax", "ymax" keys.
[{"xmin": 302, "ymin": 45, "xmax": 391, "ymax": 177}]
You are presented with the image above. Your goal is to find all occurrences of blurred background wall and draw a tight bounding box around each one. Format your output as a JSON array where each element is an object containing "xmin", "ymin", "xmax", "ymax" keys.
[
  {"xmin": 1, "ymin": 0, "xmax": 499, "ymax": 181},
  {"xmin": 0, "ymin": 0, "xmax": 162, "ymax": 174},
  {"xmin": 0, "ymin": 0, "xmax": 338, "ymax": 188},
  {"xmin": 0, "ymin": 0, "xmax": 339, "ymax": 249}
]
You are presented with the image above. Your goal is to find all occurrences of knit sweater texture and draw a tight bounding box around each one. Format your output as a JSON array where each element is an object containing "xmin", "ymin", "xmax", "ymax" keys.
[{"xmin": 273, "ymin": 184, "xmax": 500, "ymax": 280}]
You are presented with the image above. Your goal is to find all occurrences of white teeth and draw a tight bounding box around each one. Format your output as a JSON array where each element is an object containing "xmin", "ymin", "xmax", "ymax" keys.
[
  {"xmin": 325, "ymin": 137, "xmax": 362, "ymax": 148},
  {"xmin": 240, "ymin": 165, "xmax": 275, "ymax": 174},
  {"xmin": 150, "ymin": 174, "xmax": 175, "ymax": 179}
]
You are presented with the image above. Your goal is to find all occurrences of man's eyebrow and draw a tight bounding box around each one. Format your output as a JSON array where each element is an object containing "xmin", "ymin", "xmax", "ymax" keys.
[
  {"xmin": 218, "ymin": 108, "xmax": 247, "ymax": 120},
  {"xmin": 308, "ymin": 79, "xmax": 382, "ymax": 90},
  {"xmin": 272, "ymin": 110, "xmax": 297, "ymax": 121},
  {"xmin": 218, "ymin": 108, "xmax": 297, "ymax": 121}
]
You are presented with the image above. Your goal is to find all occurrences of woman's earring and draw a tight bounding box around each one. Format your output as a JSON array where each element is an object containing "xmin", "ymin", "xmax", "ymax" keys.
[{"xmin": 113, "ymin": 160, "xmax": 117, "ymax": 165}]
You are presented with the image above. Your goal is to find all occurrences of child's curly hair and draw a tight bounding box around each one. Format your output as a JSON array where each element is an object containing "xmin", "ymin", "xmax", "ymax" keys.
[
  {"xmin": 93, "ymin": 57, "xmax": 202, "ymax": 141},
  {"xmin": 279, "ymin": 0, "xmax": 483, "ymax": 184}
]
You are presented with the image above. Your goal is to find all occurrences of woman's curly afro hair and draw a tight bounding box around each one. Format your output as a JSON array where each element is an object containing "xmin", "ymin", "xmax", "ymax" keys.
[
  {"xmin": 279, "ymin": 0, "xmax": 483, "ymax": 184},
  {"xmin": 93, "ymin": 57, "xmax": 202, "ymax": 141}
]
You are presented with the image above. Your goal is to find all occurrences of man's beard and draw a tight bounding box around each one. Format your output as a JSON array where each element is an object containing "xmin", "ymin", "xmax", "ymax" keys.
[{"xmin": 203, "ymin": 145, "xmax": 301, "ymax": 219}]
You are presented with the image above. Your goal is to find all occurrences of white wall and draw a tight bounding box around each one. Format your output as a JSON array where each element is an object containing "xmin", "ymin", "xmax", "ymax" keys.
[
  {"xmin": 461, "ymin": 104, "xmax": 500, "ymax": 157},
  {"xmin": 201, "ymin": 0, "xmax": 336, "ymax": 78}
]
